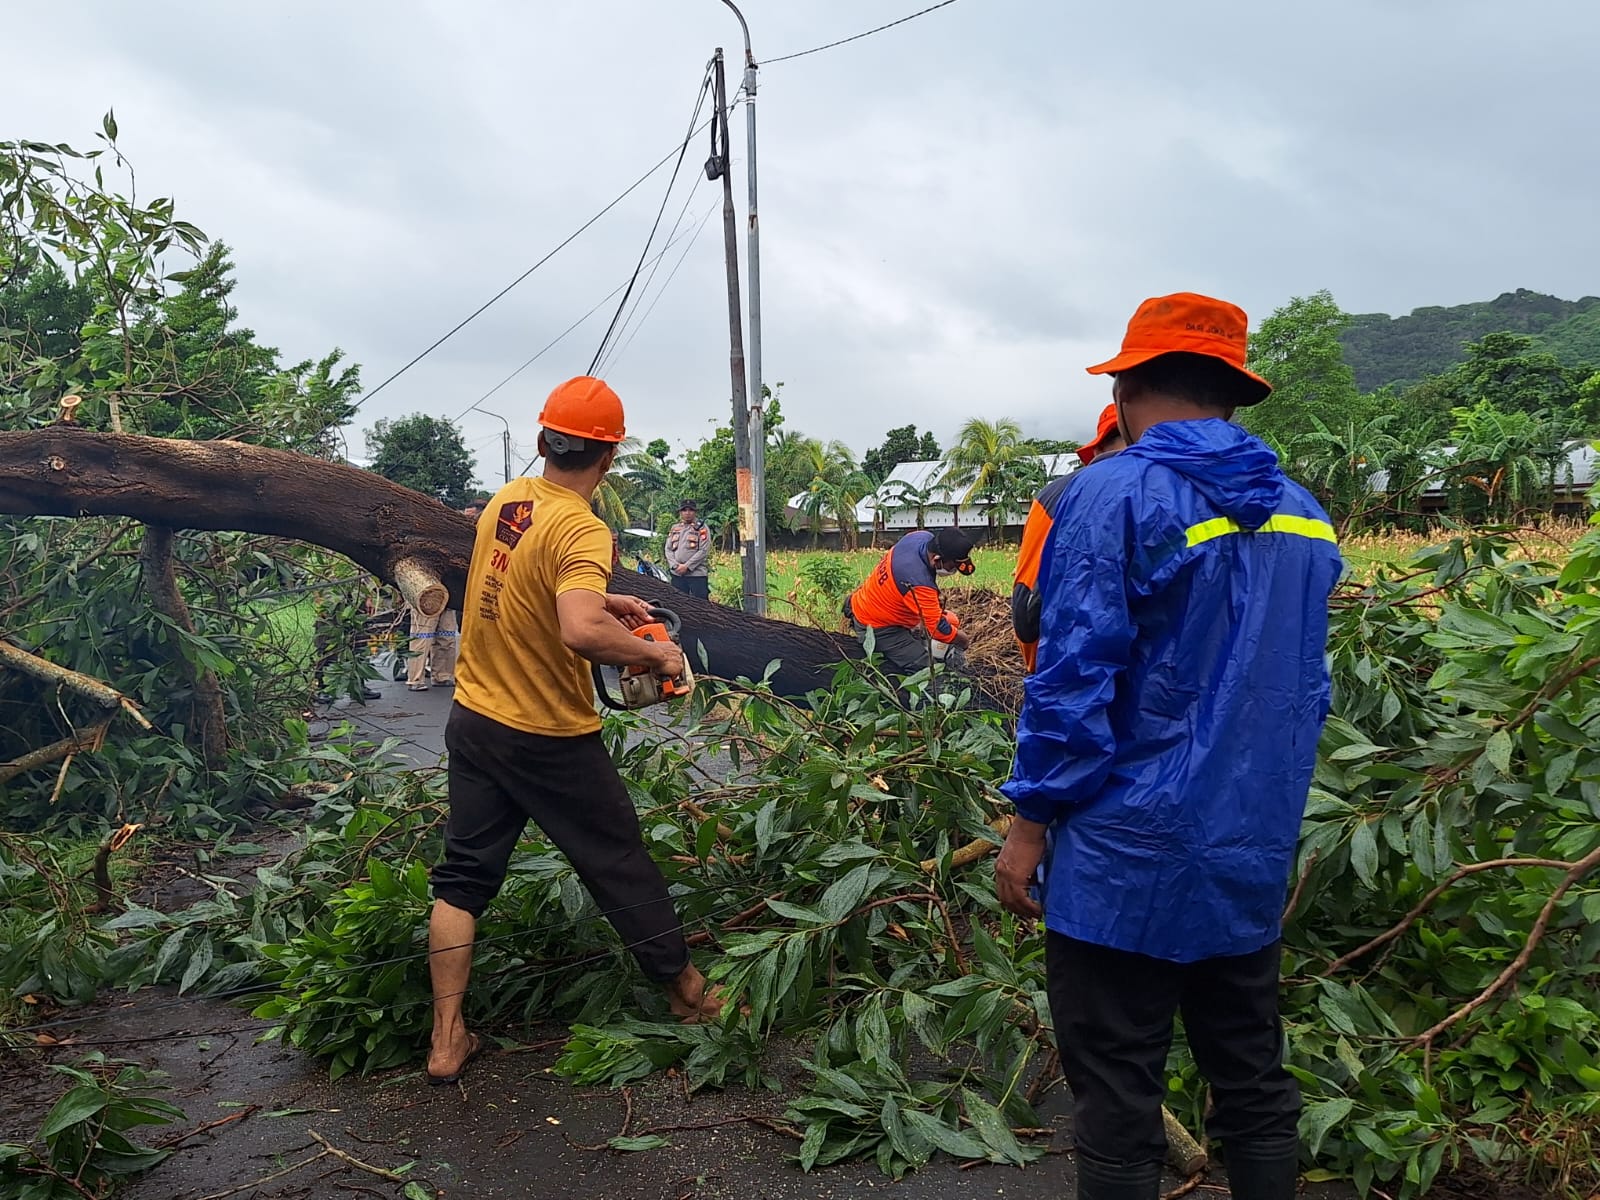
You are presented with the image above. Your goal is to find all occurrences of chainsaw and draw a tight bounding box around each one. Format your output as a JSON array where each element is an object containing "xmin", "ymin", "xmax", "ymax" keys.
[{"xmin": 592, "ymin": 606, "xmax": 696, "ymax": 710}]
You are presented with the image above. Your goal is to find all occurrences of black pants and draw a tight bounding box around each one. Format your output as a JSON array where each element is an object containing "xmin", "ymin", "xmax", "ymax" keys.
[
  {"xmin": 432, "ymin": 703, "xmax": 690, "ymax": 983},
  {"xmin": 1046, "ymin": 933, "xmax": 1300, "ymax": 1166},
  {"xmin": 670, "ymin": 574, "xmax": 710, "ymax": 601}
]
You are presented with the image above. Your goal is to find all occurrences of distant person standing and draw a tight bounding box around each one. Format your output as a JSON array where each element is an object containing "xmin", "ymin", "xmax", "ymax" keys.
[
  {"xmin": 404, "ymin": 502, "xmax": 470, "ymax": 692},
  {"xmin": 665, "ymin": 500, "xmax": 711, "ymax": 601}
]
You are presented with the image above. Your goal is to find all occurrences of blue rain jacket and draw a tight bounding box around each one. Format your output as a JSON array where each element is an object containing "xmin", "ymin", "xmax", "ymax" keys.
[{"xmin": 1002, "ymin": 418, "xmax": 1343, "ymax": 962}]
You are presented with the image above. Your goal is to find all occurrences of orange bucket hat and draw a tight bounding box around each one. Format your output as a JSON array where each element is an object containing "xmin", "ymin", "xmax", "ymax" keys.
[
  {"xmin": 1086, "ymin": 292, "xmax": 1272, "ymax": 406},
  {"xmin": 1077, "ymin": 403, "xmax": 1121, "ymax": 466}
]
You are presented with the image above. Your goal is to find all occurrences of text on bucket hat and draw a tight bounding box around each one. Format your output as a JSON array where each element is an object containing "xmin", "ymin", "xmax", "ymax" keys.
[{"xmin": 1086, "ymin": 293, "xmax": 1272, "ymax": 405}]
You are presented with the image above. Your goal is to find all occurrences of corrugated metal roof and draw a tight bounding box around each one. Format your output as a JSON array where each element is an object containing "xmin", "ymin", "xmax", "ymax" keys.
[{"xmin": 787, "ymin": 456, "xmax": 1079, "ymax": 531}]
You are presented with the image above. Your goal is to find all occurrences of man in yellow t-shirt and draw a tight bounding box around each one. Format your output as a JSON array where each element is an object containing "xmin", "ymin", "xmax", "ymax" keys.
[{"xmin": 426, "ymin": 376, "xmax": 724, "ymax": 1085}]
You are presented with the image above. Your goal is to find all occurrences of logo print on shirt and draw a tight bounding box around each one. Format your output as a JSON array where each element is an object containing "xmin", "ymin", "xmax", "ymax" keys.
[{"xmin": 495, "ymin": 500, "xmax": 535, "ymax": 550}]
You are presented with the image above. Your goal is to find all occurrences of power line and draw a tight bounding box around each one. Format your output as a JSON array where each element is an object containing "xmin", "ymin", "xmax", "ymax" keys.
[
  {"xmin": 450, "ymin": 200, "xmax": 720, "ymax": 428},
  {"xmin": 601, "ymin": 201, "xmax": 720, "ymax": 375},
  {"xmin": 765, "ymin": 0, "xmax": 961, "ymax": 64},
  {"xmin": 586, "ymin": 66, "xmax": 714, "ymax": 377},
  {"xmin": 595, "ymin": 158, "xmax": 711, "ymax": 379},
  {"xmin": 345, "ymin": 107, "xmax": 727, "ymax": 419}
]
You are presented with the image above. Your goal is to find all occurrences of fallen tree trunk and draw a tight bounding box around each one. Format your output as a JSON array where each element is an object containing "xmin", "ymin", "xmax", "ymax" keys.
[{"xmin": 0, "ymin": 429, "xmax": 861, "ymax": 697}]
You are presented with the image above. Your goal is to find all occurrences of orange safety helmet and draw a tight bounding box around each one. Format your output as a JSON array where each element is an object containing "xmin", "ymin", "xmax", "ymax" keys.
[{"xmin": 538, "ymin": 376, "xmax": 627, "ymax": 445}]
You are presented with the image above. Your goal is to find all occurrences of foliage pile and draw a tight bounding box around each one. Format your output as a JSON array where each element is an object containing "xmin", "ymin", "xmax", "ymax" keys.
[{"xmin": 58, "ymin": 519, "xmax": 1583, "ymax": 1195}]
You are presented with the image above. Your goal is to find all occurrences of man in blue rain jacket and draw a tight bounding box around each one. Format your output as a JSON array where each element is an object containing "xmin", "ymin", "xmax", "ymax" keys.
[{"xmin": 995, "ymin": 293, "xmax": 1344, "ymax": 1200}]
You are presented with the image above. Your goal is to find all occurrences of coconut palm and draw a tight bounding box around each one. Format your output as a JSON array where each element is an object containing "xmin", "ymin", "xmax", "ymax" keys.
[
  {"xmin": 940, "ymin": 417, "xmax": 1031, "ymax": 533},
  {"xmin": 790, "ymin": 438, "xmax": 873, "ymax": 549},
  {"xmin": 876, "ymin": 477, "xmax": 936, "ymax": 530},
  {"xmin": 592, "ymin": 435, "xmax": 641, "ymax": 527}
]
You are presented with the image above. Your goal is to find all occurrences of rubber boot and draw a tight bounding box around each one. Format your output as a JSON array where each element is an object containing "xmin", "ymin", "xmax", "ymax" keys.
[
  {"xmin": 1222, "ymin": 1136, "xmax": 1300, "ymax": 1200},
  {"xmin": 1075, "ymin": 1149, "xmax": 1163, "ymax": 1200}
]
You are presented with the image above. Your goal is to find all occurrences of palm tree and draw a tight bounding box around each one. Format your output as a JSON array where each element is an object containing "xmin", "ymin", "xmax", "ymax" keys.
[
  {"xmin": 790, "ymin": 438, "xmax": 873, "ymax": 549},
  {"xmin": 876, "ymin": 477, "xmax": 935, "ymax": 531},
  {"xmin": 592, "ymin": 435, "xmax": 642, "ymax": 527},
  {"xmin": 1287, "ymin": 414, "xmax": 1403, "ymax": 530},
  {"xmin": 940, "ymin": 417, "xmax": 1030, "ymax": 533}
]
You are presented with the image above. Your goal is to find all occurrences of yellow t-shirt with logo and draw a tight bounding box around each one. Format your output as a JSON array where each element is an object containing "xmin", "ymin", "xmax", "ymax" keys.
[{"xmin": 454, "ymin": 475, "xmax": 612, "ymax": 736}]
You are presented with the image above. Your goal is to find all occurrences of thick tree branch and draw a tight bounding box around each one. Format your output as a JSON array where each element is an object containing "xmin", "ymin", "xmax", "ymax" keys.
[
  {"xmin": 0, "ymin": 718, "xmax": 112, "ymax": 783},
  {"xmin": 140, "ymin": 524, "xmax": 228, "ymax": 768},
  {"xmin": 0, "ymin": 429, "xmax": 861, "ymax": 697}
]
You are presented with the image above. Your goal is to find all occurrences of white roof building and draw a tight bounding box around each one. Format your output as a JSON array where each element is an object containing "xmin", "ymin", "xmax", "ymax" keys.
[{"xmin": 787, "ymin": 455, "xmax": 1079, "ymax": 534}]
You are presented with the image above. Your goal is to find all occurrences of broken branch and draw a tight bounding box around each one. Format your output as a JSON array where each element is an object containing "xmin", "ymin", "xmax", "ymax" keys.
[{"xmin": 0, "ymin": 640, "xmax": 151, "ymax": 729}]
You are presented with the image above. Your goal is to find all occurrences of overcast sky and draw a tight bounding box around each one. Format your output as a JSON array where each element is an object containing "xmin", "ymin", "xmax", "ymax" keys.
[{"xmin": 7, "ymin": 0, "xmax": 1599, "ymax": 483}]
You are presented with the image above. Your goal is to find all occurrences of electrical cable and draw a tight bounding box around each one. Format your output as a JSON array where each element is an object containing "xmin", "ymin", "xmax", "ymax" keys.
[
  {"xmin": 322, "ymin": 107, "xmax": 729, "ymax": 432},
  {"xmin": 764, "ymin": 0, "xmax": 961, "ymax": 64},
  {"xmin": 585, "ymin": 65, "xmax": 714, "ymax": 377},
  {"xmin": 448, "ymin": 199, "xmax": 721, "ymax": 428},
  {"xmin": 593, "ymin": 160, "xmax": 708, "ymax": 379},
  {"xmin": 599, "ymin": 200, "xmax": 720, "ymax": 375}
]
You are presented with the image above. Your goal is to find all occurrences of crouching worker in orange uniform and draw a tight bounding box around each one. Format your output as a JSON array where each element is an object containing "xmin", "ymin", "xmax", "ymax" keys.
[
  {"xmin": 1012, "ymin": 405, "xmax": 1126, "ymax": 673},
  {"xmin": 844, "ymin": 527, "xmax": 973, "ymax": 674},
  {"xmin": 426, "ymin": 376, "xmax": 724, "ymax": 1086}
]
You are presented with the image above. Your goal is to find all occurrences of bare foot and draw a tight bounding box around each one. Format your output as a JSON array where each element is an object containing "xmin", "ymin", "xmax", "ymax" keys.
[
  {"xmin": 665, "ymin": 964, "xmax": 727, "ymax": 1024},
  {"xmin": 427, "ymin": 1026, "xmax": 482, "ymax": 1082}
]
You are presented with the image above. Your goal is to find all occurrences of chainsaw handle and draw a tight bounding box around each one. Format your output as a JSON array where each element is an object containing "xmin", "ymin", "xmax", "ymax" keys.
[
  {"xmin": 645, "ymin": 606, "xmax": 682, "ymax": 638},
  {"xmin": 591, "ymin": 662, "xmax": 626, "ymax": 710}
]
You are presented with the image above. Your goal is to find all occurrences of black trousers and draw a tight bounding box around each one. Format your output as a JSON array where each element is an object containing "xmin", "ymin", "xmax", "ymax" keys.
[
  {"xmin": 670, "ymin": 574, "xmax": 710, "ymax": 601},
  {"xmin": 1046, "ymin": 932, "xmax": 1300, "ymax": 1166},
  {"xmin": 432, "ymin": 703, "xmax": 690, "ymax": 983}
]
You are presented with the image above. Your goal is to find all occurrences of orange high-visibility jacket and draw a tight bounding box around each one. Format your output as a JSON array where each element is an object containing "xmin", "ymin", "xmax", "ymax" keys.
[
  {"xmin": 1012, "ymin": 474, "xmax": 1074, "ymax": 672},
  {"xmin": 847, "ymin": 531, "xmax": 961, "ymax": 643}
]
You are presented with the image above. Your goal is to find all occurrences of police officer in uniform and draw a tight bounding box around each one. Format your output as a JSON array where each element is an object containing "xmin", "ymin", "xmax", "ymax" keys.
[{"xmin": 664, "ymin": 500, "xmax": 711, "ymax": 601}]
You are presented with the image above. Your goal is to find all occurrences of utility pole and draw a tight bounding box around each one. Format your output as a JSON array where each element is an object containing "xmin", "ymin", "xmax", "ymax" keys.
[
  {"xmin": 709, "ymin": 48, "xmax": 762, "ymax": 614},
  {"xmin": 475, "ymin": 407, "xmax": 513, "ymax": 483},
  {"xmin": 719, "ymin": 0, "xmax": 767, "ymax": 615}
]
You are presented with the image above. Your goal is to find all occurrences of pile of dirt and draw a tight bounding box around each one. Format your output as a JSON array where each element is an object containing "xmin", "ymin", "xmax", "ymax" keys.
[{"xmin": 951, "ymin": 587, "xmax": 1024, "ymax": 712}]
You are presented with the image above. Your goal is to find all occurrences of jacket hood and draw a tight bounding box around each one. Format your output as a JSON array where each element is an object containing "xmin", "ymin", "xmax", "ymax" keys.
[{"xmin": 1131, "ymin": 418, "xmax": 1283, "ymax": 529}]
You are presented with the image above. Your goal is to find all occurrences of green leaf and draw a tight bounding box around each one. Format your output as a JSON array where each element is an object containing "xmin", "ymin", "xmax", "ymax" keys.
[
  {"xmin": 608, "ymin": 1134, "xmax": 670, "ymax": 1152},
  {"xmin": 818, "ymin": 863, "xmax": 873, "ymax": 924},
  {"xmin": 38, "ymin": 1085, "xmax": 108, "ymax": 1138},
  {"xmin": 754, "ymin": 800, "xmax": 777, "ymax": 856},
  {"xmin": 1350, "ymin": 820, "xmax": 1379, "ymax": 888},
  {"xmin": 403, "ymin": 1184, "xmax": 433, "ymax": 1200},
  {"xmin": 102, "ymin": 110, "xmax": 118, "ymax": 141},
  {"xmin": 901, "ymin": 1109, "xmax": 989, "ymax": 1160},
  {"xmin": 1484, "ymin": 729, "xmax": 1513, "ymax": 777},
  {"xmin": 1329, "ymin": 742, "xmax": 1383, "ymax": 762},
  {"xmin": 798, "ymin": 1119, "xmax": 827, "ymax": 1171},
  {"xmin": 960, "ymin": 1088, "xmax": 1028, "ymax": 1164},
  {"xmin": 180, "ymin": 937, "xmax": 214, "ymax": 994},
  {"xmin": 1546, "ymin": 750, "xmax": 1579, "ymax": 798},
  {"xmin": 101, "ymin": 908, "xmax": 167, "ymax": 931}
]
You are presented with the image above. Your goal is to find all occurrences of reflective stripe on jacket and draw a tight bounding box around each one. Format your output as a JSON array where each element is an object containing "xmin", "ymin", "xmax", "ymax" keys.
[
  {"xmin": 1002, "ymin": 418, "xmax": 1343, "ymax": 963},
  {"xmin": 846, "ymin": 530, "xmax": 959, "ymax": 643}
]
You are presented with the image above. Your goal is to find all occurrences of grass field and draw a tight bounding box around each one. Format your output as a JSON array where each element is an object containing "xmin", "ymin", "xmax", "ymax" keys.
[{"xmin": 706, "ymin": 521, "xmax": 1593, "ymax": 626}]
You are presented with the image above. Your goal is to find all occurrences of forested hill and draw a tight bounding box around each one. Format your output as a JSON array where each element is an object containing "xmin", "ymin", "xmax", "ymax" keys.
[{"xmin": 1340, "ymin": 288, "xmax": 1600, "ymax": 391}]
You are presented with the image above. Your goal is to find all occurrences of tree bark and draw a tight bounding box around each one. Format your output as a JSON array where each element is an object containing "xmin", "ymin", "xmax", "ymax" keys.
[
  {"xmin": 0, "ymin": 429, "xmax": 862, "ymax": 697},
  {"xmin": 139, "ymin": 524, "xmax": 229, "ymax": 769}
]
